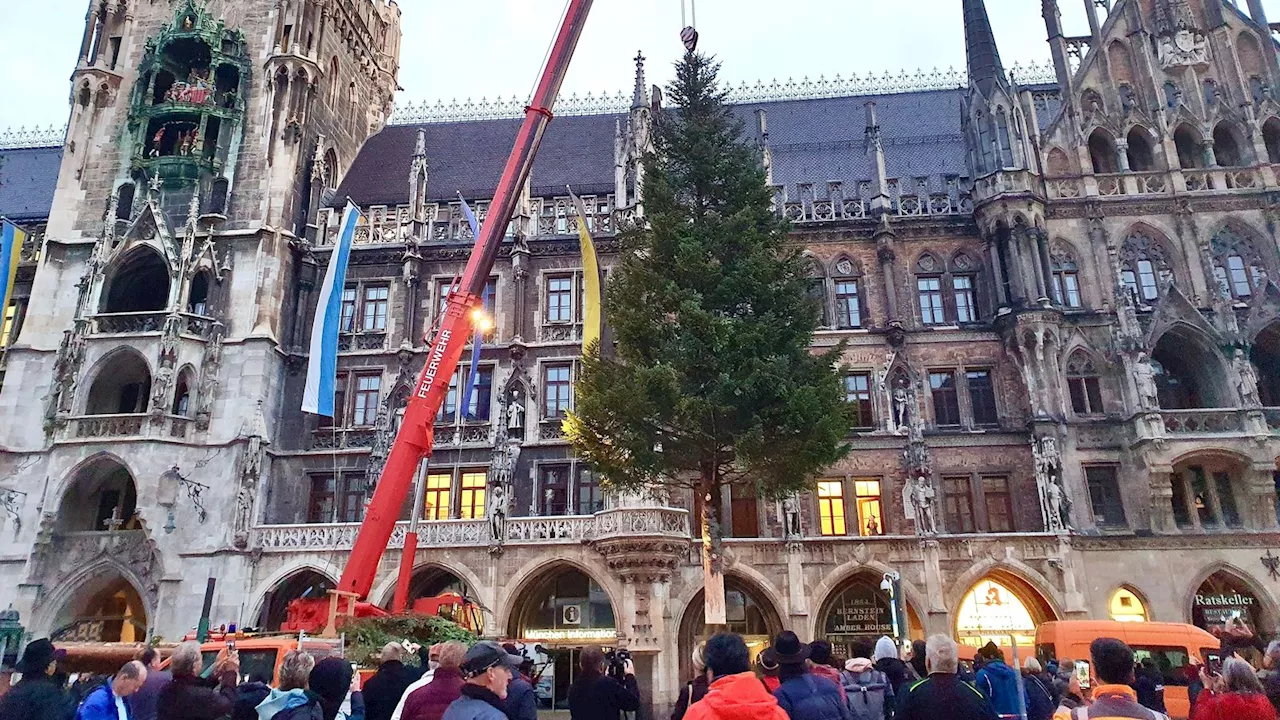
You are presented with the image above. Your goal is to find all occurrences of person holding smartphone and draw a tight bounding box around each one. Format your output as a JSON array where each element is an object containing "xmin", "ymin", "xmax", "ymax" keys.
[{"xmin": 1051, "ymin": 639, "xmax": 1169, "ymax": 720}]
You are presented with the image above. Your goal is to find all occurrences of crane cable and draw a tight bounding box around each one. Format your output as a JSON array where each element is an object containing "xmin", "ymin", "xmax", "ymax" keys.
[{"xmin": 527, "ymin": 0, "xmax": 574, "ymax": 105}]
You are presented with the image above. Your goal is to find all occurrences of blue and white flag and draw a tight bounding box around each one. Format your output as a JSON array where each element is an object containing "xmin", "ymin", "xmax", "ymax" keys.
[
  {"xmin": 303, "ymin": 202, "xmax": 361, "ymax": 416},
  {"xmin": 459, "ymin": 197, "xmax": 484, "ymax": 417}
]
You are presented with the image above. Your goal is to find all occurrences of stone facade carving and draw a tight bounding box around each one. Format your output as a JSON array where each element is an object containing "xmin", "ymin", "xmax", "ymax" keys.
[{"xmin": 1033, "ymin": 434, "xmax": 1069, "ymax": 533}]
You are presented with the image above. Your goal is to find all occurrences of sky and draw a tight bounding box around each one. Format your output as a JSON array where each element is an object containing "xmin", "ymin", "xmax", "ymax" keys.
[{"xmin": 3, "ymin": 0, "xmax": 1280, "ymax": 129}]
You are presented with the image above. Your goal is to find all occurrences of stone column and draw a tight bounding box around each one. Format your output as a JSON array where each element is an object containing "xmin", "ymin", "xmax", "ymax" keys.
[
  {"xmin": 921, "ymin": 540, "xmax": 949, "ymax": 635},
  {"xmin": 1147, "ymin": 468, "xmax": 1178, "ymax": 534},
  {"xmin": 1248, "ymin": 464, "xmax": 1280, "ymax": 530},
  {"xmin": 878, "ymin": 242, "xmax": 899, "ymax": 322},
  {"xmin": 988, "ymin": 241, "xmax": 1008, "ymax": 306},
  {"xmin": 786, "ymin": 544, "xmax": 810, "ymax": 638},
  {"xmin": 1036, "ymin": 231, "xmax": 1055, "ymax": 304}
]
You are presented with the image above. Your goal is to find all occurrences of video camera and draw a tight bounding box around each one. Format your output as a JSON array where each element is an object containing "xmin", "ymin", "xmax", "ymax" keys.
[{"xmin": 604, "ymin": 648, "xmax": 632, "ymax": 680}]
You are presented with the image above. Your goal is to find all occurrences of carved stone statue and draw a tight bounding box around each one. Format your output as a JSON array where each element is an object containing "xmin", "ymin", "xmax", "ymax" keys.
[
  {"xmin": 1033, "ymin": 434, "xmax": 1068, "ymax": 533},
  {"xmin": 1233, "ymin": 349, "xmax": 1261, "ymax": 407},
  {"xmin": 909, "ymin": 476, "xmax": 936, "ymax": 535},
  {"xmin": 1133, "ymin": 352, "xmax": 1160, "ymax": 411},
  {"xmin": 892, "ymin": 383, "xmax": 910, "ymax": 434},
  {"xmin": 1046, "ymin": 479, "xmax": 1067, "ymax": 533},
  {"xmin": 506, "ymin": 389, "xmax": 526, "ymax": 435},
  {"xmin": 781, "ymin": 496, "xmax": 801, "ymax": 539},
  {"xmin": 487, "ymin": 480, "xmax": 509, "ymax": 545}
]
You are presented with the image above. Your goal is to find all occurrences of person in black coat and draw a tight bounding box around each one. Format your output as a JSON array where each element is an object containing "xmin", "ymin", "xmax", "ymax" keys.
[
  {"xmin": 0, "ymin": 639, "xmax": 75, "ymax": 720},
  {"xmin": 567, "ymin": 646, "xmax": 640, "ymax": 720},
  {"xmin": 671, "ymin": 642, "xmax": 709, "ymax": 720},
  {"xmin": 501, "ymin": 645, "xmax": 537, "ymax": 720},
  {"xmin": 364, "ymin": 643, "xmax": 426, "ymax": 720},
  {"xmin": 156, "ymin": 641, "xmax": 237, "ymax": 720}
]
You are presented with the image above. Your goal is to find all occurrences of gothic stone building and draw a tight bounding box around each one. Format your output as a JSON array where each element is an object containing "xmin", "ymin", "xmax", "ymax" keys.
[{"xmin": 4, "ymin": 0, "xmax": 1280, "ymax": 714}]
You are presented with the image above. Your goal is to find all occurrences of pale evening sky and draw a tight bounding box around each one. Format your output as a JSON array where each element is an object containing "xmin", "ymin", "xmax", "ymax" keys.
[{"xmin": 2, "ymin": 0, "xmax": 1280, "ymax": 130}]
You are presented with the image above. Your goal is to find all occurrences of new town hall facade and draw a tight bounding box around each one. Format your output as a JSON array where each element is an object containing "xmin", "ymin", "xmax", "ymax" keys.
[{"xmin": 4, "ymin": 0, "xmax": 1280, "ymax": 711}]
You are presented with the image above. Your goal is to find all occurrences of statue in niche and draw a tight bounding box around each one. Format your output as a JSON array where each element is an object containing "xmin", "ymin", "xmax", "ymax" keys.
[
  {"xmin": 487, "ymin": 480, "xmax": 509, "ymax": 546},
  {"xmin": 1233, "ymin": 349, "xmax": 1261, "ymax": 407},
  {"xmin": 902, "ymin": 476, "xmax": 936, "ymax": 535},
  {"xmin": 781, "ymin": 495, "xmax": 802, "ymax": 539},
  {"xmin": 506, "ymin": 389, "xmax": 526, "ymax": 436},
  {"xmin": 892, "ymin": 380, "xmax": 910, "ymax": 434},
  {"xmin": 1133, "ymin": 352, "xmax": 1160, "ymax": 411},
  {"xmin": 1034, "ymin": 435, "xmax": 1068, "ymax": 533}
]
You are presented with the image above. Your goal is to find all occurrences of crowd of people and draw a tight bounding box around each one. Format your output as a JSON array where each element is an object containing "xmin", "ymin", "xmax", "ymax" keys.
[{"xmin": 8, "ymin": 631, "xmax": 1280, "ymax": 720}]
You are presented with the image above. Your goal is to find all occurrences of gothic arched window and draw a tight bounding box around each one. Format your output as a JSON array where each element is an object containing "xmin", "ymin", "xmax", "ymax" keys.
[
  {"xmin": 915, "ymin": 251, "xmax": 982, "ymax": 325},
  {"xmin": 1050, "ymin": 244, "xmax": 1082, "ymax": 309},
  {"xmin": 1213, "ymin": 122, "xmax": 1247, "ymax": 167},
  {"xmin": 802, "ymin": 257, "xmax": 829, "ymax": 327},
  {"xmin": 1119, "ymin": 231, "xmax": 1174, "ymax": 304},
  {"xmin": 1210, "ymin": 225, "xmax": 1268, "ymax": 300},
  {"xmin": 1066, "ymin": 351, "xmax": 1104, "ymax": 416},
  {"xmin": 1126, "ymin": 127, "xmax": 1156, "ymax": 172},
  {"xmin": 1088, "ymin": 128, "xmax": 1118, "ymax": 174},
  {"xmin": 1263, "ymin": 117, "xmax": 1280, "ymax": 165},
  {"xmin": 831, "ymin": 256, "xmax": 864, "ymax": 329},
  {"xmin": 1174, "ymin": 124, "xmax": 1204, "ymax": 170}
]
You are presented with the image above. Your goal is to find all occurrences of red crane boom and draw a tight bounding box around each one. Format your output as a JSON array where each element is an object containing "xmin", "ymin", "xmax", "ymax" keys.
[{"xmin": 308, "ymin": 0, "xmax": 596, "ymax": 621}]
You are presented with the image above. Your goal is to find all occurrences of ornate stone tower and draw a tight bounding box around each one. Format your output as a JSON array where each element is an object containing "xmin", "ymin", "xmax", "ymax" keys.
[{"xmin": 0, "ymin": 0, "xmax": 400, "ymax": 640}]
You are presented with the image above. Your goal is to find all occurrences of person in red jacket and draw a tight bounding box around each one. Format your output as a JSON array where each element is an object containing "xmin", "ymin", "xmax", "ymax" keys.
[
  {"xmin": 1191, "ymin": 657, "xmax": 1278, "ymax": 720},
  {"xmin": 401, "ymin": 642, "xmax": 468, "ymax": 720},
  {"xmin": 684, "ymin": 633, "xmax": 788, "ymax": 720}
]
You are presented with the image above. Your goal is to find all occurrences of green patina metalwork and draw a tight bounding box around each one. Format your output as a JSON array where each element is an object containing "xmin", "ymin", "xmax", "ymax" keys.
[{"xmin": 127, "ymin": 0, "xmax": 250, "ymax": 186}]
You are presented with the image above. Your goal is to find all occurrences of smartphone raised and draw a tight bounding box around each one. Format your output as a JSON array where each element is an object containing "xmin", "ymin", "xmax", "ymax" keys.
[{"xmin": 1075, "ymin": 660, "xmax": 1091, "ymax": 689}]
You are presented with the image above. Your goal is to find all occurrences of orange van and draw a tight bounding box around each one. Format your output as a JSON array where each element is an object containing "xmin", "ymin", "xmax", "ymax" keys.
[
  {"xmin": 1035, "ymin": 620, "xmax": 1219, "ymax": 720},
  {"xmin": 160, "ymin": 634, "xmax": 345, "ymax": 687}
]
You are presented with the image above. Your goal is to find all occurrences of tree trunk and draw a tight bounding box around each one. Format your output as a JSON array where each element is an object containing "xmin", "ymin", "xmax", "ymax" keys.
[{"xmin": 700, "ymin": 471, "xmax": 726, "ymax": 627}]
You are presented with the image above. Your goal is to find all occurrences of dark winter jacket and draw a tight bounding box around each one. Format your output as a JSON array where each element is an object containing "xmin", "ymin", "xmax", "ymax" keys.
[
  {"xmin": 156, "ymin": 674, "xmax": 236, "ymax": 720},
  {"xmin": 401, "ymin": 668, "xmax": 465, "ymax": 720},
  {"xmin": 975, "ymin": 659, "xmax": 1026, "ymax": 718},
  {"xmin": 1131, "ymin": 669, "xmax": 1166, "ymax": 713},
  {"xmin": 1190, "ymin": 691, "xmax": 1278, "ymax": 720},
  {"xmin": 1023, "ymin": 673, "xmax": 1055, "ymax": 720},
  {"xmin": 364, "ymin": 662, "xmax": 426, "ymax": 720},
  {"xmin": 75, "ymin": 682, "xmax": 127, "ymax": 720},
  {"xmin": 1265, "ymin": 671, "xmax": 1280, "ymax": 714},
  {"xmin": 810, "ymin": 666, "xmax": 848, "ymax": 704},
  {"xmin": 684, "ymin": 673, "xmax": 788, "ymax": 720},
  {"xmin": 0, "ymin": 676, "xmax": 76, "ymax": 720},
  {"xmin": 671, "ymin": 675, "xmax": 710, "ymax": 720},
  {"xmin": 441, "ymin": 685, "xmax": 507, "ymax": 720},
  {"xmin": 567, "ymin": 673, "xmax": 641, "ymax": 720},
  {"xmin": 129, "ymin": 669, "xmax": 170, "ymax": 720},
  {"xmin": 233, "ymin": 683, "xmax": 274, "ymax": 720},
  {"xmin": 896, "ymin": 674, "xmax": 998, "ymax": 720},
  {"xmin": 874, "ymin": 658, "xmax": 915, "ymax": 699},
  {"xmin": 504, "ymin": 676, "xmax": 537, "ymax": 720},
  {"xmin": 773, "ymin": 673, "xmax": 852, "ymax": 720}
]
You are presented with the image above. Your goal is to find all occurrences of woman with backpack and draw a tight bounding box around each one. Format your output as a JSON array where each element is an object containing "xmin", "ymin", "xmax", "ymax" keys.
[{"xmin": 841, "ymin": 653, "xmax": 892, "ymax": 720}]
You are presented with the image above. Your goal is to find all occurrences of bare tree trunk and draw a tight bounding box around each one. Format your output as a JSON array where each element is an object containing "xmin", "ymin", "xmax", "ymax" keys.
[{"xmin": 700, "ymin": 471, "xmax": 726, "ymax": 628}]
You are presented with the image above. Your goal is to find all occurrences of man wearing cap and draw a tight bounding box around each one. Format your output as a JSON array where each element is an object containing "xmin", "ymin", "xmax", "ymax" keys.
[
  {"xmin": 0, "ymin": 638, "xmax": 76, "ymax": 720},
  {"xmin": 770, "ymin": 632, "xmax": 851, "ymax": 720},
  {"xmin": 441, "ymin": 642, "xmax": 524, "ymax": 720}
]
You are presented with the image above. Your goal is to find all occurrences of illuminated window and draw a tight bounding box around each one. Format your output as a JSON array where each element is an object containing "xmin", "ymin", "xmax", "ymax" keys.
[
  {"xmin": 1109, "ymin": 588, "xmax": 1148, "ymax": 622},
  {"xmin": 817, "ymin": 481, "xmax": 847, "ymax": 536},
  {"xmin": 459, "ymin": 471, "xmax": 487, "ymax": 519},
  {"xmin": 540, "ymin": 465, "xmax": 570, "ymax": 515},
  {"xmin": 0, "ymin": 301, "xmax": 21, "ymax": 348},
  {"xmin": 955, "ymin": 578, "xmax": 1040, "ymax": 653},
  {"xmin": 423, "ymin": 473, "xmax": 452, "ymax": 521},
  {"xmin": 853, "ymin": 479, "xmax": 883, "ymax": 537}
]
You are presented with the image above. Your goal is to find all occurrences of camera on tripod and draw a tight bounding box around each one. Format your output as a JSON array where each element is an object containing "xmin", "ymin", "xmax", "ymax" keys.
[{"xmin": 604, "ymin": 648, "xmax": 632, "ymax": 679}]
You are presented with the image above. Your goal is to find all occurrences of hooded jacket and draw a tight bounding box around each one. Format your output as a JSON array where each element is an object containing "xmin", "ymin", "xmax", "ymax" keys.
[
  {"xmin": 1052, "ymin": 684, "xmax": 1169, "ymax": 720},
  {"xmin": 684, "ymin": 673, "xmax": 788, "ymax": 720},
  {"xmin": 1190, "ymin": 691, "xmax": 1277, "ymax": 720},
  {"xmin": 975, "ymin": 659, "xmax": 1026, "ymax": 718},
  {"xmin": 256, "ymin": 688, "xmax": 324, "ymax": 720}
]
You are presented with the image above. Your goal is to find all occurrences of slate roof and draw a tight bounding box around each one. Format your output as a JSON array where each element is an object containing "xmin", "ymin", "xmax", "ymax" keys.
[
  {"xmin": 336, "ymin": 112, "xmax": 623, "ymax": 206},
  {"xmin": 0, "ymin": 145, "xmax": 62, "ymax": 222},
  {"xmin": 337, "ymin": 88, "xmax": 974, "ymax": 207}
]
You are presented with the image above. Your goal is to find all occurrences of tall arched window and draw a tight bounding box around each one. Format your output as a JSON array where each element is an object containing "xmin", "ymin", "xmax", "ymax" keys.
[
  {"xmin": 1088, "ymin": 128, "xmax": 1119, "ymax": 174},
  {"xmin": 1263, "ymin": 118, "xmax": 1280, "ymax": 165},
  {"xmin": 995, "ymin": 108, "xmax": 1012, "ymax": 167},
  {"xmin": 915, "ymin": 252, "xmax": 981, "ymax": 325},
  {"xmin": 802, "ymin": 258, "xmax": 829, "ymax": 327},
  {"xmin": 1213, "ymin": 122, "xmax": 1246, "ymax": 167},
  {"xmin": 116, "ymin": 183, "xmax": 135, "ymax": 221},
  {"xmin": 1174, "ymin": 124, "xmax": 1205, "ymax": 169},
  {"xmin": 1066, "ymin": 351, "xmax": 1104, "ymax": 416},
  {"xmin": 188, "ymin": 271, "xmax": 212, "ymax": 315},
  {"xmin": 1126, "ymin": 127, "xmax": 1156, "ymax": 171},
  {"xmin": 100, "ymin": 247, "xmax": 170, "ymax": 313},
  {"xmin": 1119, "ymin": 231, "xmax": 1174, "ymax": 304},
  {"xmin": 831, "ymin": 257, "xmax": 864, "ymax": 329},
  {"xmin": 1210, "ymin": 225, "xmax": 1268, "ymax": 300}
]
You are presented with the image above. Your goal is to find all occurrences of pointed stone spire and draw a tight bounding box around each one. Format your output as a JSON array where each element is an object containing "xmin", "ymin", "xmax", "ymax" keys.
[
  {"xmin": 865, "ymin": 102, "xmax": 890, "ymax": 217},
  {"xmin": 962, "ymin": 0, "xmax": 1005, "ymax": 96},
  {"xmin": 632, "ymin": 51, "xmax": 648, "ymax": 110}
]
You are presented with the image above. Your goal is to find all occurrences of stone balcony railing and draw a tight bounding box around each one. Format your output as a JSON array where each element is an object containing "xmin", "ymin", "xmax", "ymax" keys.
[
  {"xmin": 67, "ymin": 413, "xmax": 195, "ymax": 440},
  {"xmin": 1161, "ymin": 408, "xmax": 1247, "ymax": 434},
  {"xmin": 1048, "ymin": 166, "xmax": 1269, "ymax": 200},
  {"xmin": 338, "ymin": 332, "xmax": 387, "ymax": 352},
  {"xmin": 90, "ymin": 312, "xmax": 220, "ymax": 339},
  {"xmin": 250, "ymin": 507, "xmax": 692, "ymax": 552},
  {"xmin": 309, "ymin": 427, "xmax": 378, "ymax": 450}
]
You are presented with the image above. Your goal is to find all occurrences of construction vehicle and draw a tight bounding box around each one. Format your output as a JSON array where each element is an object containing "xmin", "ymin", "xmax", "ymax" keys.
[{"xmin": 288, "ymin": 0, "xmax": 597, "ymax": 633}]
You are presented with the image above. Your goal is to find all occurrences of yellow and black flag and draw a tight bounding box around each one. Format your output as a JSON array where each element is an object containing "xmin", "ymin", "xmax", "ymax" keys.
[{"xmin": 569, "ymin": 189, "xmax": 604, "ymax": 355}]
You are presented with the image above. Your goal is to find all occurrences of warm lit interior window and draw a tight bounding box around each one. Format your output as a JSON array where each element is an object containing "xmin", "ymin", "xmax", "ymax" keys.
[
  {"xmin": 817, "ymin": 481, "xmax": 847, "ymax": 536},
  {"xmin": 459, "ymin": 471, "xmax": 487, "ymax": 519},
  {"xmin": 424, "ymin": 473, "xmax": 452, "ymax": 521},
  {"xmin": 853, "ymin": 479, "xmax": 883, "ymax": 536}
]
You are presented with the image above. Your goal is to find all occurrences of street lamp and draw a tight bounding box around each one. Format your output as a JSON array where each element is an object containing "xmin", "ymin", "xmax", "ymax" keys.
[{"xmin": 158, "ymin": 465, "xmax": 210, "ymax": 533}]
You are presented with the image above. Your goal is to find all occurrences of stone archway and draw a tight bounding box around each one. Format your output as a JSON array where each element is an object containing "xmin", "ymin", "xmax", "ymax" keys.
[
  {"xmin": 953, "ymin": 570, "xmax": 1058, "ymax": 658},
  {"xmin": 49, "ymin": 569, "xmax": 148, "ymax": 643},
  {"xmin": 815, "ymin": 571, "xmax": 925, "ymax": 660},
  {"xmin": 259, "ymin": 569, "xmax": 336, "ymax": 631},
  {"xmin": 53, "ymin": 454, "xmax": 139, "ymax": 532},
  {"xmin": 677, "ymin": 575, "xmax": 784, "ymax": 682},
  {"xmin": 375, "ymin": 564, "xmax": 483, "ymax": 633},
  {"xmin": 506, "ymin": 564, "xmax": 618, "ymax": 643},
  {"xmin": 1188, "ymin": 566, "xmax": 1278, "ymax": 655}
]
